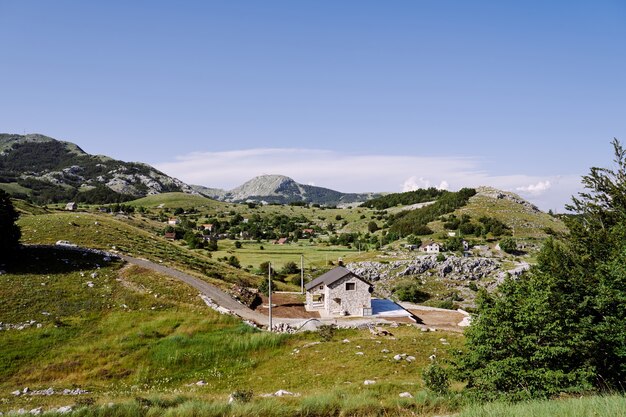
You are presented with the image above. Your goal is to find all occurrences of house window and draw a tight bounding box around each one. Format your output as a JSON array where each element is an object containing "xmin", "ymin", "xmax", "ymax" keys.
[
  {"xmin": 319, "ymin": 285, "xmax": 324, "ymax": 290},
  {"xmin": 346, "ymin": 282, "xmax": 355, "ymax": 291}
]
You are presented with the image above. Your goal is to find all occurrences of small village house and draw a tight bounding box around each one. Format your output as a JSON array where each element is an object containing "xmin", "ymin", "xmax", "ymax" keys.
[
  {"xmin": 305, "ymin": 267, "xmax": 372, "ymax": 317},
  {"xmin": 274, "ymin": 237, "xmax": 289, "ymax": 245},
  {"xmin": 164, "ymin": 232, "xmax": 177, "ymax": 240},
  {"xmin": 420, "ymin": 241, "xmax": 440, "ymax": 253},
  {"xmin": 168, "ymin": 218, "xmax": 180, "ymax": 226}
]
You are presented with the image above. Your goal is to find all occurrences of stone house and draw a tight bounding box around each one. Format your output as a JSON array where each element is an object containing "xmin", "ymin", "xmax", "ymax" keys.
[
  {"xmin": 168, "ymin": 218, "xmax": 180, "ymax": 226},
  {"xmin": 305, "ymin": 267, "xmax": 372, "ymax": 317},
  {"xmin": 420, "ymin": 241, "xmax": 440, "ymax": 253}
]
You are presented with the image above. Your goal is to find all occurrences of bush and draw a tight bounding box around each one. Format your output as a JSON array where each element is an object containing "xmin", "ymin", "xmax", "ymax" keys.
[
  {"xmin": 499, "ymin": 237, "xmax": 517, "ymax": 254},
  {"xmin": 258, "ymin": 279, "xmax": 270, "ymax": 296},
  {"xmin": 435, "ymin": 300, "xmax": 456, "ymax": 310},
  {"xmin": 422, "ymin": 359, "xmax": 450, "ymax": 394},
  {"xmin": 318, "ymin": 324, "xmax": 336, "ymax": 342},
  {"xmin": 281, "ymin": 261, "xmax": 300, "ymax": 275},
  {"xmin": 234, "ymin": 241, "xmax": 242, "ymax": 249},
  {"xmin": 436, "ymin": 253, "xmax": 446, "ymax": 262},
  {"xmin": 230, "ymin": 389, "xmax": 253, "ymax": 403},
  {"xmin": 227, "ymin": 256, "xmax": 241, "ymax": 268}
]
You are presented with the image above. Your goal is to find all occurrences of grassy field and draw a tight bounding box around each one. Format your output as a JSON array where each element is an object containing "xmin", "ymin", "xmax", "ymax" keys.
[
  {"xmin": 459, "ymin": 394, "xmax": 626, "ymax": 417},
  {"xmin": 212, "ymin": 239, "xmax": 369, "ymax": 271},
  {"xmin": 0, "ymin": 249, "xmax": 464, "ymax": 415}
]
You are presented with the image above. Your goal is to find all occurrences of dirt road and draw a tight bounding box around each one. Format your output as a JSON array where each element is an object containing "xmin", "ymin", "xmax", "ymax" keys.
[{"xmin": 119, "ymin": 255, "xmax": 269, "ymax": 326}]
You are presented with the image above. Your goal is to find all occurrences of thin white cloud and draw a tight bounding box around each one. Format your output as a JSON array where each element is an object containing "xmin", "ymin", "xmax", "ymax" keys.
[{"xmin": 154, "ymin": 148, "xmax": 582, "ymax": 211}]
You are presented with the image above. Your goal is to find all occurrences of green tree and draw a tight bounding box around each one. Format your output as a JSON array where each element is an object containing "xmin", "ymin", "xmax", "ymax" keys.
[
  {"xmin": 367, "ymin": 221, "xmax": 379, "ymax": 233},
  {"xmin": 0, "ymin": 190, "xmax": 21, "ymax": 256},
  {"xmin": 281, "ymin": 261, "xmax": 300, "ymax": 275},
  {"xmin": 456, "ymin": 139, "xmax": 626, "ymax": 400}
]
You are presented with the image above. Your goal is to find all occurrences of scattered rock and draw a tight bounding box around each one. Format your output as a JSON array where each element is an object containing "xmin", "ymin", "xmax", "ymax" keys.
[
  {"xmin": 363, "ymin": 380, "xmax": 376, "ymax": 385},
  {"xmin": 271, "ymin": 322, "xmax": 296, "ymax": 334},
  {"xmin": 274, "ymin": 389, "xmax": 295, "ymax": 397},
  {"xmin": 355, "ymin": 352, "xmax": 364, "ymax": 355},
  {"xmin": 57, "ymin": 406, "xmax": 73, "ymax": 414},
  {"xmin": 11, "ymin": 390, "xmax": 21, "ymax": 396},
  {"xmin": 195, "ymin": 380, "xmax": 207, "ymax": 386},
  {"xmin": 381, "ymin": 348, "xmax": 390, "ymax": 353},
  {"xmin": 406, "ymin": 356, "xmax": 416, "ymax": 362},
  {"xmin": 342, "ymin": 339, "xmax": 350, "ymax": 343},
  {"xmin": 399, "ymin": 392, "xmax": 413, "ymax": 398}
]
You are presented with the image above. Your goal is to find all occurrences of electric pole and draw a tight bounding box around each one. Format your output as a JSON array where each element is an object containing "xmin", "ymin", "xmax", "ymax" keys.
[
  {"xmin": 300, "ymin": 254, "xmax": 304, "ymax": 294},
  {"xmin": 268, "ymin": 262, "xmax": 272, "ymax": 331}
]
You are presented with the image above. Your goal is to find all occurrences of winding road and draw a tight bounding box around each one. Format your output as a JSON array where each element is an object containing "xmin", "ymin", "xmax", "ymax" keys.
[{"xmin": 119, "ymin": 255, "xmax": 269, "ymax": 326}]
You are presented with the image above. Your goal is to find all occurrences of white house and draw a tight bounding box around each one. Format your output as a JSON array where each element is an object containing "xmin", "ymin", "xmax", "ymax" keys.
[
  {"xmin": 420, "ymin": 241, "xmax": 441, "ymax": 253},
  {"xmin": 305, "ymin": 267, "xmax": 372, "ymax": 317},
  {"xmin": 168, "ymin": 218, "xmax": 180, "ymax": 226}
]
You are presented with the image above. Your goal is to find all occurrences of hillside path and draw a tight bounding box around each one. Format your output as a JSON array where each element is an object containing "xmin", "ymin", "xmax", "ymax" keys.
[{"xmin": 119, "ymin": 255, "xmax": 269, "ymax": 326}]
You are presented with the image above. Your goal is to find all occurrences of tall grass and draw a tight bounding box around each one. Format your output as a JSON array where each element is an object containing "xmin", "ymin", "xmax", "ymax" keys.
[
  {"xmin": 459, "ymin": 394, "xmax": 626, "ymax": 417},
  {"xmin": 46, "ymin": 388, "xmax": 460, "ymax": 417}
]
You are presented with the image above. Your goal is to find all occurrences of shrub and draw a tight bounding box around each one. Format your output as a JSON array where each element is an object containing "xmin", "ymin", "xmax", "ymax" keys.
[
  {"xmin": 227, "ymin": 256, "xmax": 241, "ymax": 268},
  {"xmin": 499, "ymin": 237, "xmax": 517, "ymax": 254},
  {"xmin": 258, "ymin": 279, "xmax": 270, "ymax": 296},
  {"xmin": 318, "ymin": 324, "xmax": 336, "ymax": 342},
  {"xmin": 422, "ymin": 359, "xmax": 450, "ymax": 394},
  {"xmin": 234, "ymin": 241, "xmax": 242, "ymax": 249},
  {"xmin": 230, "ymin": 389, "xmax": 253, "ymax": 403}
]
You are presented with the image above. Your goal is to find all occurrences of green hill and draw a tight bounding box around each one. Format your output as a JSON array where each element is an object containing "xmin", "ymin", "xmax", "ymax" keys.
[
  {"xmin": 16, "ymin": 211, "xmax": 255, "ymax": 287},
  {"xmin": 0, "ymin": 246, "xmax": 462, "ymax": 415}
]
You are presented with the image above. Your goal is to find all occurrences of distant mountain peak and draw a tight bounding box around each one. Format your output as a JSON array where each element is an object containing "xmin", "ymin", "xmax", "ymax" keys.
[{"xmin": 197, "ymin": 174, "xmax": 380, "ymax": 205}]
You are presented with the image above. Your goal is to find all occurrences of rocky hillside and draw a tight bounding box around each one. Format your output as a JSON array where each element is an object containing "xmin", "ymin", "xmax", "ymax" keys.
[
  {"xmin": 195, "ymin": 174, "xmax": 381, "ymax": 206},
  {"xmin": 0, "ymin": 134, "xmax": 196, "ymax": 203},
  {"xmin": 347, "ymin": 255, "xmax": 530, "ymax": 308}
]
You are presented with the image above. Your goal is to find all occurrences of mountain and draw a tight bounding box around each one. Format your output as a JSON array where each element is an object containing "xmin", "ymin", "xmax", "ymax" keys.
[
  {"xmin": 194, "ymin": 174, "xmax": 381, "ymax": 205},
  {"xmin": 0, "ymin": 134, "xmax": 195, "ymax": 203}
]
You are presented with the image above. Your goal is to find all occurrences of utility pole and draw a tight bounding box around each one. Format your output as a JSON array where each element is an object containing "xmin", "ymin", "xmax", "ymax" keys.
[
  {"xmin": 268, "ymin": 262, "xmax": 272, "ymax": 332},
  {"xmin": 300, "ymin": 254, "xmax": 304, "ymax": 294}
]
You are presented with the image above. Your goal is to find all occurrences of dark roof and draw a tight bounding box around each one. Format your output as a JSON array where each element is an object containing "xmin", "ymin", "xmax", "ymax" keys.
[{"xmin": 305, "ymin": 266, "xmax": 370, "ymax": 291}]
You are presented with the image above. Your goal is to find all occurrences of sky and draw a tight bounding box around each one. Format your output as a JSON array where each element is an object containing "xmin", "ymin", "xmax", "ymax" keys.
[{"xmin": 1, "ymin": 1, "xmax": 625, "ymax": 211}]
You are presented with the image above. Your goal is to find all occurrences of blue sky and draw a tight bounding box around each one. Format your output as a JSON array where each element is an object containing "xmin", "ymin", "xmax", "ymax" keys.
[{"xmin": 1, "ymin": 1, "xmax": 625, "ymax": 210}]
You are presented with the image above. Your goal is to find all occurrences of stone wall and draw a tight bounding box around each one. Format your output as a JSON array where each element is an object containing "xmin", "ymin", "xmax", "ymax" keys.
[{"xmin": 327, "ymin": 274, "xmax": 371, "ymax": 316}]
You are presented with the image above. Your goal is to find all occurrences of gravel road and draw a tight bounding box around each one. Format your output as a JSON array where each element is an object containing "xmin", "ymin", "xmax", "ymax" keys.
[{"xmin": 119, "ymin": 255, "xmax": 269, "ymax": 325}]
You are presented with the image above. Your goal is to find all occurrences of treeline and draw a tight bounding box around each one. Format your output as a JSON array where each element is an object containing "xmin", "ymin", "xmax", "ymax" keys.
[
  {"xmin": 388, "ymin": 188, "xmax": 477, "ymax": 236},
  {"xmin": 361, "ymin": 187, "xmax": 446, "ymax": 210}
]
